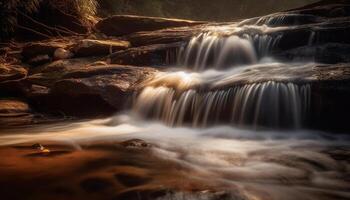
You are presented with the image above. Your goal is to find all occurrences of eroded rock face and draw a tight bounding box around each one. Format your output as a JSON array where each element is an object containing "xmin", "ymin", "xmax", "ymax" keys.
[
  {"xmin": 95, "ymin": 15, "xmax": 205, "ymax": 37},
  {"xmin": 29, "ymin": 64, "xmax": 157, "ymax": 116}
]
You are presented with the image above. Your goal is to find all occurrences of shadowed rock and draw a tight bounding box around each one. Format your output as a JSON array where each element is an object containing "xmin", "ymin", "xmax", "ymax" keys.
[
  {"xmin": 80, "ymin": 178, "xmax": 113, "ymax": 193},
  {"xmin": 110, "ymin": 42, "xmax": 183, "ymax": 66},
  {"xmin": 115, "ymin": 173, "xmax": 151, "ymax": 187},
  {"xmin": 40, "ymin": 65, "xmax": 157, "ymax": 116}
]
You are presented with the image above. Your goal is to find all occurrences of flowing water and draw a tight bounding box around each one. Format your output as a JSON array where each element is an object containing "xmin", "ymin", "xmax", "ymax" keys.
[{"xmin": 1, "ymin": 21, "xmax": 349, "ymax": 200}]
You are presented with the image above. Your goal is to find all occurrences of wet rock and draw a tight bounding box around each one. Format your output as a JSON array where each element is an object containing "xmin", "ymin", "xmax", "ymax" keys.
[
  {"xmin": 32, "ymin": 143, "xmax": 45, "ymax": 150},
  {"xmin": 73, "ymin": 39, "xmax": 130, "ymax": 57},
  {"xmin": 110, "ymin": 42, "xmax": 183, "ymax": 66},
  {"xmin": 254, "ymin": 14, "xmax": 321, "ymax": 27},
  {"xmin": 274, "ymin": 43, "xmax": 350, "ymax": 64},
  {"xmin": 115, "ymin": 173, "xmax": 151, "ymax": 187},
  {"xmin": 96, "ymin": 15, "xmax": 205, "ymax": 37},
  {"xmin": 120, "ymin": 139, "xmax": 152, "ymax": 149}
]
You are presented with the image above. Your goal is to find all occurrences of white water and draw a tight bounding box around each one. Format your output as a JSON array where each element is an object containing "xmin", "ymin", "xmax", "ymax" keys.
[
  {"xmin": 178, "ymin": 33, "xmax": 258, "ymax": 70},
  {"xmin": 133, "ymin": 82, "xmax": 310, "ymax": 128},
  {"xmin": 0, "ymin": 117, "xmax": 349, "ymax": 200}
]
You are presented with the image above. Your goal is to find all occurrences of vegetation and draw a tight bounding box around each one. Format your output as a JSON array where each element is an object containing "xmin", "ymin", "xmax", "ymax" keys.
[
  {"xmin": 0, "ymin": 0, "xmax": 98, "ymax": 41},
  {"xmin": 0, "ymin": 0, "xmax": 317, "ymax": 41}
]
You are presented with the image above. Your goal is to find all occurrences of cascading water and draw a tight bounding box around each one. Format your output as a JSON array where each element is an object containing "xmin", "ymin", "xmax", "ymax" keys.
[
  {"xmin": 178, "ymin": 33, "xmax": 258, "ymax": 70},
  {"xmin": 133, "ymin": 78, "xmax": 310, "ymax": 129},
  {"xmin": 132, "ymin": 30, "xmax": 312, "ymax": 129},
  {"xmin": 1, "ymin": 7, "xmax": 350, "ymax": 200}
]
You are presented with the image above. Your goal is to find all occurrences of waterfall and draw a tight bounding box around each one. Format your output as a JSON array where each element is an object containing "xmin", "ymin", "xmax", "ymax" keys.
[
  {"xmin": 133, "ymin": 82, "xmax": 310, "ymax": 129},
  {"xmin": 177, "ymin": 32, "xmax": 285, "ymax": 69},
  {"xmin": 132, "ymin": 31, "xmax": 313, "ymax": 129},
  {"xmin": 178, "ymin": 33, "xmax": 258, "ymax": 70}
]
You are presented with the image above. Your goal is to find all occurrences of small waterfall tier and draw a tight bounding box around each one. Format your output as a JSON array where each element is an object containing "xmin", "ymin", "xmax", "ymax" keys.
[
  {"xmin": 133, "ymin": 31, "xmax": 315, "ymax": 129},
  {"xmin": 177, "ymin": 32, "xmax": 287, "ymax": 70},
  {"xmin": 178, "ymin": 33, "xmax": 258, "ymax": 70},
  {"xmin": 132, "ymin": 70, "xmax": 311, "ymax": 129}
]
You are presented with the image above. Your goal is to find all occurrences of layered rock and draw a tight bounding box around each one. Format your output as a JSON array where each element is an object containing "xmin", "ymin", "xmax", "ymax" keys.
[
  {"xmin": 0, "ymin": 99, "xmax": 35, "ymax": 126},
  {"xmin": 26, "ymin": 61, "xmax": 157, "ymax": 116},
  {"xmin": 72, "ymin": 39, "xmax": 130, "ymax": 57},
  {"xmin": 95, "ymin": 15, "xmax": 205, "ymax": 37}
]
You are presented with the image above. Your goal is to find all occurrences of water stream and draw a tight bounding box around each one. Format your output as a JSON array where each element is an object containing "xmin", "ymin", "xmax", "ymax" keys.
[{"xmin": 1, "ymin": 23, "xmax": 349, "ymax": 200}]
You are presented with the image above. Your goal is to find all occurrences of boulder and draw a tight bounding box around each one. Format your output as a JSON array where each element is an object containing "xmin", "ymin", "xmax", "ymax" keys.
[
  {"xmin": 53, "ymin": 48, "xmax": 74, "ymax": 60},
  {"xmin": 73, "ymin": 39, "xmax": 130, "ymax": 57},
  {"xmin": 35, "ymin": 65, "xmax": 157, "ymax": 116},
  {"xmin": 95, "ymin": 15, "xmax": 205, "ymax": 37}
]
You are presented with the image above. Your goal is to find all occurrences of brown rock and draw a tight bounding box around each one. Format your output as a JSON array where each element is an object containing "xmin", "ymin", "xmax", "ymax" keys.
[
  {"xmin": 126, "ymin": 25, "xmax": 203, "ymax": 47},
  {"xmin": 0, "ymin": 65, "xmax": 29, "ymax": 96},
  {"xmin": 54, "ymin": 48, "xmax": 74, "ymax": 60},
  {"xmin": 38, "ymin": 65, "xmax": 157, "ymax": 116},
  {"xmin": 0, "ymin": 65, "xmax": 27, "ymax": 83},
  {"xmin": 95, "ymin": 15, "xmax": 205, "ymax": 37},
  {"xmin": 0, "ymin": 99, "xmax": 30, "ymax": 117},
  {"xmin": 73, "ymin": 39, "xmax": 130, "ymax": 57},
  {"xmin": 0, "ymin": 98, "xmax": 51, "ymax": 127},
  {"xmin": 22, "ymin": 42, "xmax": 67, "ymax": 61},
  {"xmin": 27, "ymin": 57, "xmax": 103, "ymax": 87},
  {"xmin": 110, "ymin": 42, "xmax": 183, "ymax": 66}
]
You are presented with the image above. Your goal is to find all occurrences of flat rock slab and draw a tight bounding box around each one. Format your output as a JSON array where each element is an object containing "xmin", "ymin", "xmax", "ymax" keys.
[
  {"xmin": 73, "ymin": 39, "xmax": 130, "ymax": 57},
  {"xmin": 95, "ymin": 15, "xmax": 205, "ymax": 37}
]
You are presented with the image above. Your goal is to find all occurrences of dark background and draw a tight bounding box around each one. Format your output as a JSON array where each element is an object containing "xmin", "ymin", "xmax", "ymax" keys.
[{"xmin": 98, "ymin": 0, "xmax": 318, "ymax": 21}]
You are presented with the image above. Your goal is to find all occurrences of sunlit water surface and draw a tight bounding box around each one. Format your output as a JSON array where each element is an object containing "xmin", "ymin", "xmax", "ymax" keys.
[{"xmin": 0, "ymin": 115, "xmax": 349, "ymax": 200}]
